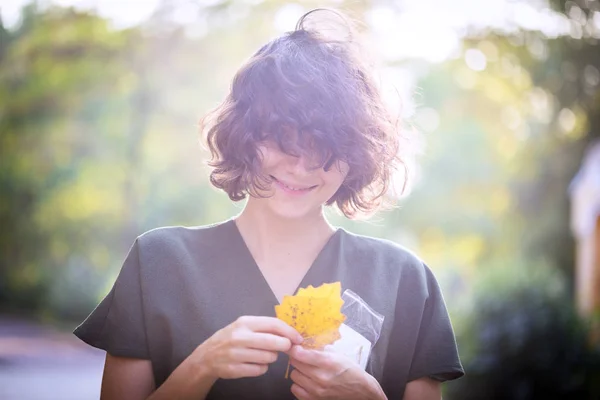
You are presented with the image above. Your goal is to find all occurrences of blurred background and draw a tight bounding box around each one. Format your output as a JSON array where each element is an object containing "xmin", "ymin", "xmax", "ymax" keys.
[{"xmin": 1, "ymin": 0, "xmax": 600, "ymax": 399}]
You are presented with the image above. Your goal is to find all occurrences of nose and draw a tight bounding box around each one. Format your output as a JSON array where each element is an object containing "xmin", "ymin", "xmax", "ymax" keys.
[{"xmin": 286, "ymin": 153, "xmax": 314, "ymax": 175}]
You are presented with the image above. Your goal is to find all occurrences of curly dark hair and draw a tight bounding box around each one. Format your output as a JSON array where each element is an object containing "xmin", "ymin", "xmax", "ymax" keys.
[{"xmin": 201, "ymin": 8, "xmax": 411, "ymax": 218}]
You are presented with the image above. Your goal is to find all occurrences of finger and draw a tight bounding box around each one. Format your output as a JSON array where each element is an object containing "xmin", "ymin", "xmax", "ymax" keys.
[
  {"xmin": 288, "ymin": 345, "xmax": 330, "ymax": 367},
  {"xmin": 289, "ymin": 358, "xmax": 317, "ymax": 376},
  {"xmin": 290, "ymin": 358, "xmax": 332, "ymax": 389},
  {"xmin": 290, "ymin": 368, "xmax": 315, "ymax": 390},
  {"xmin": 228, "ymin": 363, "xmax": 269, "ymax": 378},
  {"xmin": 229, "ymin": 348, "xmax": 278, "ymax": 364},
  {"xmin": 237, "ymin": 316, "xmax": 303, "ymax": 344},
  {"xmin": 243, "ymin": 332, "xmax": 293, "ymax": 352},
  {"xmin": 291, "ymin": 383, "xmax": 313, "ymax": 400}
]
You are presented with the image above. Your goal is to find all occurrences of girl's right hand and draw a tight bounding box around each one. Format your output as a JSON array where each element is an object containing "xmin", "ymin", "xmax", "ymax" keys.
[{"xmin": 191, "ymin": 315, "xmax": 303, "ymax": 380}]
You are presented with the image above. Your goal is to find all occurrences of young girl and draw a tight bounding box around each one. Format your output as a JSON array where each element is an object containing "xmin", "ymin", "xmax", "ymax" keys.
[{"xmin": 74, "ymin": 9, "xmax": 463, "ymax": 400}]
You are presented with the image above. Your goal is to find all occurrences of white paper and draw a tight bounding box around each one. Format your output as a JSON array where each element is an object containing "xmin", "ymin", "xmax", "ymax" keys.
[{"xmin": 325, "ymin": 323, "xmax": 372, "ymax": 370}]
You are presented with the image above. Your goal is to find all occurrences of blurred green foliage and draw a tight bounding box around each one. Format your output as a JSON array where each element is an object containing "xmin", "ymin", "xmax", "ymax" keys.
[
  {"xmin": 0, "ymin": 3, "xmax": 241, "ymax": 318},
  {"xmin": 445, "ymin": 260, "xmax": 600, "ymax": 399},
  {"xmin": 1, "ymin": 0, "xmax": 600, "ymax": 395}
]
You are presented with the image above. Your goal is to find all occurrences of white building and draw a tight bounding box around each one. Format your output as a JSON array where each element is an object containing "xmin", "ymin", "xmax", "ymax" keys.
[{"xmin": 569, "ymin": 140, "xmax": 600, "ymax": 317}]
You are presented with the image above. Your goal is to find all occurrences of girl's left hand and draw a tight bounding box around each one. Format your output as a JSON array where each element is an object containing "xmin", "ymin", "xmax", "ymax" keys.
[{"xmin": 286, "ymin": 345, "xmax": 387, "ymax": 400}]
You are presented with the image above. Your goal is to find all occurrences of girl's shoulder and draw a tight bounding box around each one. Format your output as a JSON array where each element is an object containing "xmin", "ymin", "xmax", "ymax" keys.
[
  {"xmin": 137, "ymin": 219, "xmax": 232, "ymax": 244},
  {"xmin": 338, "ymin": 228, "xmax": 429, "ymax": 281},
  {"xmin": 338, "ymin": 228, "xmax": 422, "ymax": 265},
  {"xmin": 131, "ymin": 219, "xmax": 236, "ymax": 264}
]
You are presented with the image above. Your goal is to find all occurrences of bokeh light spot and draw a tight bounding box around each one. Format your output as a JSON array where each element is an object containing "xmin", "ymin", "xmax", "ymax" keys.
[{"xmin": 465, "ymin": 49, "xmax": 487, "ymax": 71}]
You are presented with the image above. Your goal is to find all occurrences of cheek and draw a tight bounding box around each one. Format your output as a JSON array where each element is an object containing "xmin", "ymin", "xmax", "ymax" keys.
[
  {"xmin": 257, "ymin": 145, "xmax": 280, "ymax": 170},
  {"xmin": 338, "ymin": 161, "xmax": 350, "ymax": 179},
  {"xmin": 323, "ymin": 161, "xmax": 349, "ymax": 188}
]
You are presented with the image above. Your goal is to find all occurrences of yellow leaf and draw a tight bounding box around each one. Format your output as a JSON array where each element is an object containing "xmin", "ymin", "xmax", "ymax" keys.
[{"xmin": 275, "ymin": 282, "xmax": 346, "ymax": 349}]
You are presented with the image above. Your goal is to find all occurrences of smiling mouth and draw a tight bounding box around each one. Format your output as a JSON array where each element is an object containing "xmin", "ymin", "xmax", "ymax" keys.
[{"xmin": 270, "ymin": 176, "xmax": 317, "ymax": 192}]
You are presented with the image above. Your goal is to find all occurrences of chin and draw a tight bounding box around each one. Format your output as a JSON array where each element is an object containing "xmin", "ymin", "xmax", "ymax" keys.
[{"xmin": 266, "ymin": 200, "xmax": 322, "ymax": 220}]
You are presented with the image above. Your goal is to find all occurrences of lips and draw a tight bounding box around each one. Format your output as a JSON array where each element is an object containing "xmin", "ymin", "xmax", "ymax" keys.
[{"xmin": 270, "ymin": 176, "xmax": 317, "ymax": 192}]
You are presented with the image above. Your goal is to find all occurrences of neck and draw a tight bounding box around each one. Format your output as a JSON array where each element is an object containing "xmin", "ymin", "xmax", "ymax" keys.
[{"xmin": 234, "ymin": 199, "xmax": 335, "ymax": 263}]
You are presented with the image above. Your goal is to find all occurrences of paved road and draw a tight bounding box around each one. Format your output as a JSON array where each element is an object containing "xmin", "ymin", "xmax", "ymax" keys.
[{"xmin": 0, "ymin": 316, "xmax": 105, "ymax": 400}]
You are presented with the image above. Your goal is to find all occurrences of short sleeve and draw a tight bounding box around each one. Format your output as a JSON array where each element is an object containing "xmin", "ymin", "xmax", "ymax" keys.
[
  {"xmin": 407, "ymin": 264, "xmax": 464, "ymax": 382},
  {"xmin": 73, "ymin": 239, "xmax": 150, "ymax": 359}
]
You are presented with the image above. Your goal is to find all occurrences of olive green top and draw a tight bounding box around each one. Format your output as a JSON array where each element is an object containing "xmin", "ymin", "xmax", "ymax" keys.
[{"xmin": 74, "ymin": 219, "xmax": 463, "ymax": 399}]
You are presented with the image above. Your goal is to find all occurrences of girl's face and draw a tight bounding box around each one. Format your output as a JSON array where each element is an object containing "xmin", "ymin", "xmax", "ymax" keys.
[{"xmin": 251, "ymin": 141, "xmax": 349, "ymax": 220}]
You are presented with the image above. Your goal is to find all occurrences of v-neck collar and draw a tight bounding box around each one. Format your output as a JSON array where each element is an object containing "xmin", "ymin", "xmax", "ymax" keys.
[{"xmin": 226, "ymin": 218, "xmax": 343, "ymax": 305}]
